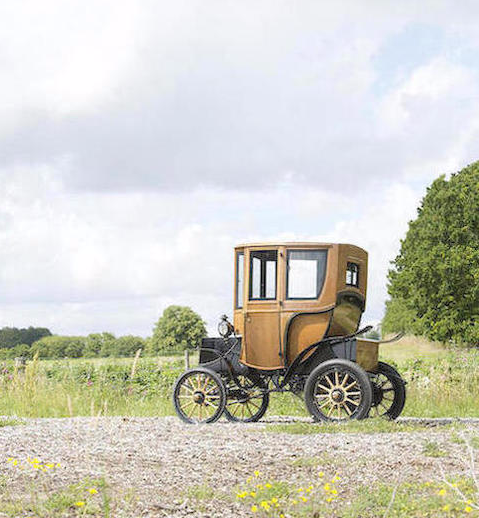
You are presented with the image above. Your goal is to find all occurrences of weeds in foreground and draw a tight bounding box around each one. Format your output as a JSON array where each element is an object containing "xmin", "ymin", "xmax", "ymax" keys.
[
  {"xmin": 2, "ymin": 456, "xmax": 109, "ymax": 517},
  {"xmin": 235, "ymin": 470, "xmax": 340, "ymax": 517}
]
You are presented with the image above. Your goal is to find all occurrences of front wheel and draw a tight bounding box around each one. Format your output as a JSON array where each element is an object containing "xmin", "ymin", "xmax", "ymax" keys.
[
  {"xmin": 369, "ymin": 361, "xmax": 406, "ymax": 420},
  {"xmin": 172, "ymin": 368, "xmax": 226, "ymax": 424},
  {"xmin": 304, "ymin": 359, "xmax": 372, "ymax": 422}
]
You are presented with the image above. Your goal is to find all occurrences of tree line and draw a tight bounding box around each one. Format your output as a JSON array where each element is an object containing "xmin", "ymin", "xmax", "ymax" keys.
[{"xmin": 0, "ymin": 305, "xmax": 207, "ymax": 359}]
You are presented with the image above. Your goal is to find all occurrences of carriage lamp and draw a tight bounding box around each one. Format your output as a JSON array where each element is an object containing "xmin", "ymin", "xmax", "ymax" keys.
[{"xmin": 218, "ymin": 315, "xmax": 234, "ymax": 337}]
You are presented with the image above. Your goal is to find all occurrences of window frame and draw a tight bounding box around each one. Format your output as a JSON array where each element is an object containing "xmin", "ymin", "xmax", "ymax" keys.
[
  {"xmin": 248, "ymin": 250, "xmax": 278, "ymax": 301},
  {"xmin": 285, "ymin": 249, "xmax": 328, "ymax": 300},
  {"xmin": 346, "ymin": 262, "xmax": 360, "ymax": 288},
  {"xmin": 235, "ymin": 251, "xmax": 244, "ymax": 309}
]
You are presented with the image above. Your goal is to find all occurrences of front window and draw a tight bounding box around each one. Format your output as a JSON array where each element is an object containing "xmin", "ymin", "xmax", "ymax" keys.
[
  {"xmin": 287, "ymin": 250, "xmax": 328, "ymax": 299},
  {"xmin": 346, "ymin": 262, "xmax": 359, "ymax": 287},
  {"xmin": 249, "ymin": 250, "xmax": 277, "ymax": 300},
  {"xmin": 236, "ymin": 252, "xmax": 244, "ymax": 308}
]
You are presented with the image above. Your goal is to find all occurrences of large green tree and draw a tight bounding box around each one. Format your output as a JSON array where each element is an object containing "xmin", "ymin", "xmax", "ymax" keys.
[
  {"xmin": 384, "ymin": 161, "xmax": 479, "ymax": 345},
  {"xmin": 148, "ymin": 305, "xmax": 207, "ymax": 354}
]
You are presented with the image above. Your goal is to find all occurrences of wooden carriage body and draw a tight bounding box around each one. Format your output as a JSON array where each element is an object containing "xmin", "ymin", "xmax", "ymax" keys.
[{"xmin": 232, "ymin": 242, "xmax": 376, "ymax": 371}]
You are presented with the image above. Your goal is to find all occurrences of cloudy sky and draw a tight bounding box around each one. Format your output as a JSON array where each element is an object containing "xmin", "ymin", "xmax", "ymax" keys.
[{"xmin": 1, "ymin": 0, "xmax": 478, "ymax": 337}]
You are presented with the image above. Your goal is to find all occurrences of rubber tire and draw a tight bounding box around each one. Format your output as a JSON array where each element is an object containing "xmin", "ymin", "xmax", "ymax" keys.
[
  {"xmin": 224, "ymin": 375, "xmax": 269, "ymax": 423},
  {"xmin": 172, "ymin": 367, "xmax": 226, "ymax": 424},
  {"xmin": 304, "ymin": 359, "xmax": 373, "ymax": 422},
  {"xmin": 369, "ymin": 361, "xmax": 406, "ymax": 420}
]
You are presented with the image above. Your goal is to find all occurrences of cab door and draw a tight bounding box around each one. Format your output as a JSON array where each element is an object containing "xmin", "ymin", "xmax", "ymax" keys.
[{"xmin": 240, "ymin": 248, "xmax": 284, "ymax": 370}]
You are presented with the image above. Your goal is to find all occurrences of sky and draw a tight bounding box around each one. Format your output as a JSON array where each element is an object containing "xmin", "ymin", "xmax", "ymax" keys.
[{"xmin": 1, "ymin": 0, "xmax": 478, "ymax": 337}]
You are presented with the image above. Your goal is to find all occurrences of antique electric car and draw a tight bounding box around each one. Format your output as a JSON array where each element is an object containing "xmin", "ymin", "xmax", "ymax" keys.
[{"xmin": 173, "ymin": 242, "xmax": 406, "ymax": 424}]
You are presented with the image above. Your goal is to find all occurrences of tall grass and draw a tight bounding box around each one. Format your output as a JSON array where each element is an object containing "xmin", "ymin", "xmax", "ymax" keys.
[
  {"xmin": 0, "ymin": 356, "xmax": 183, "ymax": 417},
  {"xmin": 0, "ymin": 337, "xmax": 478, "ymax": 418}
]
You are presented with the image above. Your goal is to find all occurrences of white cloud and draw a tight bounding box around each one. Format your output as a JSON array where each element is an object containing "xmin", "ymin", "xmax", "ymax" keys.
[{"xmin": 0, "ymin": 1, "xmax": 478, "ymax": 336}]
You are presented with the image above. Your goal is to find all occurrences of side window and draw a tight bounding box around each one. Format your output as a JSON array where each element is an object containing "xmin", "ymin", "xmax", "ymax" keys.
[
  {"xmin": 236, "ymin": 252, "xmax": 244, "ymax": 308},
  {"xmin": 287, "ymin": 250, "xmax": 328, "ymax": 299},
  {"xmin": 249, "ymin": 250, "xmax": 277, "ymax": 300},
  {"xmin": 346, "ymin": 262, "xmax": 359, "ymax": 287}
]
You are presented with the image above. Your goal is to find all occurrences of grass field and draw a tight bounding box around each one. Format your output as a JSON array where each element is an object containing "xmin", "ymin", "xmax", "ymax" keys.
[{"xmin": 0, "ymin": 335, "xmax": 478, "ymax": 419}]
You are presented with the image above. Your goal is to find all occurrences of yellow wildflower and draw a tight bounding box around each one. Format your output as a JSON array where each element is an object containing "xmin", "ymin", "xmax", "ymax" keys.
[
  {"xmin": 318, "ymin": 471, "xmax": 325, "ymax": 478},
  {"xmin": 256, "ymin": 484, "xmax": 263, "ymax": 490},
  {"xmin": 265, "ymin": 483, "xmax": 272, "ymax": 489},
  {"xmin": 326, "ymin": 497, "xmax": 334, "ymax": 503},
  {"xmin": 331, "ymin": 489, "xmax": 338, "ymax": 495},
  {"xmin": 271, "ymin": 497, "xmax": 278, "ymax": 504},
  {"xmin": 291, "ymin": 499, "xmax": 298, "ymax": 505},
  {"xmin": 438, "ymin": 489, "xmax": 446, "ymax": 496},
  {"xmin": 301, "ymin": 496, "xmax": 308, "ymax": 502},
  {"xmin": 297, "ymin": 487, "xmax": 304, "ymax": 492},
  {"xmin": 260, "ymin": 501, "xmax": 270, "ymax": 510},
  {"xmin": 250, "ymin": 491, "xmax": 256, "ymax": 497},
  {"xmin": 323, "ymin": 483, "xmax": 331, "ymax": 491},
  {"xmin": 251, "ymin": 505, "xmax": 258, "ymax": 512},
  {"xmin": 465, "ymin": 506, "xmax": 473, "ymax": 513},
  {"xmin": 74, "ymin": 501, "xmax": 86, "ymax": 507},
  {"xmin": 247, "ymin": 476, "xmax": 252, "ymax": 483},
  {"xmin": 254, "ymin": 470, "xmax": 260, "ymax": 477},
  {"xmin": 442, "ymin": 504, "xmax": 451, "ymax": 511},
  {"xmin": 236, "ymin": 491, "xmax": 247, "ymax": 499}
]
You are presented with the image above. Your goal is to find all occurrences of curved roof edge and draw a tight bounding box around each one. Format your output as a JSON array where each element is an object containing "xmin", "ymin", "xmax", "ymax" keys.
[{"xmin": 235, "ymin": 242, "xmax": 361, "ymax": 248}]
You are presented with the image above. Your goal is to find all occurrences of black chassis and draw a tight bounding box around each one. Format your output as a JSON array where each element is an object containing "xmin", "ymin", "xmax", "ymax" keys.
[{"xmin": 198, "ymin": 325, "xmax": 373, "ymax": 395}]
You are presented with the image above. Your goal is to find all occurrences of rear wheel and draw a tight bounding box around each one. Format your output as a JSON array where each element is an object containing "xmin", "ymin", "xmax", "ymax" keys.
[
  {"xmin": 304, "ymin": 359, "xmax": 372, "ymax": 422},
  {"xmin": 369, "ymin": 361, "xmax": 406, "ymax": 419},
  {"xmin": 224, "ymin": 374, "xmax": 269, "ymax": 422},
  {"xmin": 173, "ymin": 368, "xmax": 226, "ymax": 424}
]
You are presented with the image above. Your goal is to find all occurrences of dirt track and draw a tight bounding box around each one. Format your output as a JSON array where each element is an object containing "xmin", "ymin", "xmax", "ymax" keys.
[{"xmin": 1, "ymin": 417, "xmax": 478, "ymax": 517}]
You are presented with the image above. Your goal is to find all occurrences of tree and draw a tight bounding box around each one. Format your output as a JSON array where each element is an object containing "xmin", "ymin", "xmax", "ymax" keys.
[
  {"xmin": 148, "ymin": 305, "xmax": 207, "ymax": 355},
  {"xmin": 100, "ymin": 335, "xmax": 145, "ymax": 357},
  {"xmin": 31, "ymin": 336, "xmax": 86, "ymax": 358},
  {"xmin": 83, "ymin": 333, "xmax": 116, "ymax": 357},
  {"xmin": 0, "ymin": 326, "xmax": 51, "ymax": 349},
  {"xmin": 384, "ymin": 161, "xmax": 479, "ymax": 345}
]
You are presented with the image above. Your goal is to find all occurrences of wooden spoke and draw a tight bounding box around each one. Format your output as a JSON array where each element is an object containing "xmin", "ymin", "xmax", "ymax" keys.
[
  {"xmin": 318, "ymin": 398, "xmax": 332, "ymax": 409},
  {"xmin": 344, "ymin": 397, "xmax": 360, "ymax": 407},
  {"xmin": 317, "ymin": 384, "xmax": 331, "ymax": 392},
  {"xmin": 340, "ymin": 373, "xmax": 350, "ymax": 388},
  {"xmin": 344, "ymin": 380, "xmax": 357, "ymax": 390}
]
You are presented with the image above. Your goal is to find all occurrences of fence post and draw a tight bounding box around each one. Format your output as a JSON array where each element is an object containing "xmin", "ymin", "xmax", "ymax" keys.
[
  {"xmin": 184, "ymin": 350, "xmax": 190, "ymax": 370},
  {"xmin": 14, "ymin": 357, "xmax": 26, "ymax": 372}
]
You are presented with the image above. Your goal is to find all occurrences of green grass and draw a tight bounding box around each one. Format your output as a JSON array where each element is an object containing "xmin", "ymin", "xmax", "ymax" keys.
[
  {"xmin": 422, "ymin": 439, "xmax": 448, "ymax": 457},
  {"xmin": 380, "ymin": 334, "xmax": 447, "ymax": 363},
  {"xmin": 341, "ymin": 479, "xmax": 478, "ymax": 517},
  {"xmin": 1, "ymin": 335, "xmax": 479, "ymax": 419},
  {"xmin": 0, "ymin": 417, "xmax": 25, "ymax": 427},
  {"xmin": 262, "ymin": 419, "xmax": 459, "ymax": 435},
  {"xmin": 0, "ymin": 477, "xmax": 109, "ymax": 517}
]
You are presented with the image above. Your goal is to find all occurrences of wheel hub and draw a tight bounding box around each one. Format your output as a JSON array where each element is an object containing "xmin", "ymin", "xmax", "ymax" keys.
[
  {"xmin": 193, "ymin": 391, "xmax": 205, "ymax": 404},
  {"xmin": 331, "ymin": 389, "xmax": 345, "ymax": 402}
]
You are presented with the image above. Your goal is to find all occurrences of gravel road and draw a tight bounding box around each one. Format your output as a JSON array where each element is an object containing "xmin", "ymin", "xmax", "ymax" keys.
[{"xmin": 1, "ymin": 417, "xmax": 478, "ymax": 517}]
